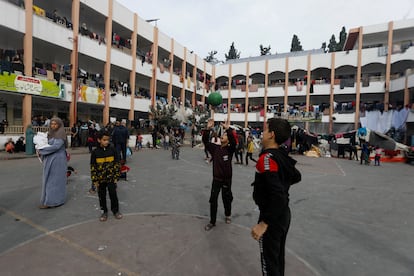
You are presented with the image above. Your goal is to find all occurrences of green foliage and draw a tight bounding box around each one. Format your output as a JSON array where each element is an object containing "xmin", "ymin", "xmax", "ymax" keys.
[
  {"xmin": 149, "ymin": 103, "xmax": 180, "ymax": 129},
  {"xmin": 290, "ymin": 35, "xmax": 303, "ymax": 52},
  {"xmin": 260, "ymin": 44, "xmax": 271, "ymax": 55},
  {"xmin": 337, "ymin": 26, "xmax": 347, "ymax": 51},
  {"xmin": 321, "ymin": 42, "xmax": 327, "ymax": 53},
  {"xmin": 328, "ymin": 34, "xmax": 337, "ymax": 53},
  {"xmin": 327, "ymin": 27, "xmax": 347, "ymax": 52},
  {"xmin": 187, "ymin": 105, "xmax": 210, "ymax": 134},
  {"xmin": 205, "ymin": 50, "xmax": 219, "ymax": 64},
  {"xmin": 225, "ymin": 42, "xmax": 240, "ymax": 61}
]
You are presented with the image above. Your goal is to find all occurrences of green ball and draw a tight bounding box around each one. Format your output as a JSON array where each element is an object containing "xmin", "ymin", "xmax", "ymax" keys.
[{"xmin": 208, "ymin": 92, "xmax": 223, "ymax": 106}]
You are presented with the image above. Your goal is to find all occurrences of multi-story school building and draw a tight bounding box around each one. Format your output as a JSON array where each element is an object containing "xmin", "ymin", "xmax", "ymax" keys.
[{"xmin": 0, "ymin": 0, "xmax": 413, "ymax": 143}]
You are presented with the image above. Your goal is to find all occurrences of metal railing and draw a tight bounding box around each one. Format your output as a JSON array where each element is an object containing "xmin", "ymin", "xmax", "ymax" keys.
[{"xmin": 1, "ymin": 126, "xmax": 71, "ymax": 135}]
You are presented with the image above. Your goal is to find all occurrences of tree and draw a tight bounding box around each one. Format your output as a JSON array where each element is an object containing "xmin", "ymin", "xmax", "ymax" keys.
[
  {"xmin": 260, "ymin": 44, "xmax": 271, "ymax": 56},
  {"xmin": 290, "ymin": 35, "xmax": 303, "ymax": 52},
  {"xmin": 328, "ymin": 34, "xmax": 338, "ymax": 53},
  {"xmin": 321, "ymin": 42, "xmax": 327, "ymax": 53},
  {"xmin": 187, "ymin": 105, "xmax": 211, "ymax": 135},
  {"xmin": 225, "ymin": 42, "xmax": 240, "ymax": 61},
  {"xmin": 149, "ymin": 103, "xmax": 180, "ymax": 129},
  {"xmin": 337, "ymin": 26, "xmax": 347, "ymax": 51},
  {"xmin": 205, "ymin": 50, "xmax": 219, "ymax": 64}
]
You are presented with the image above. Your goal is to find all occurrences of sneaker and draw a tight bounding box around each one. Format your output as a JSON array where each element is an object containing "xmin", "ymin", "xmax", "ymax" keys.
[
  {"xmin": 114, "ymin": 212, "xmax": 123, "ymax": 220},
  {"xmin": 99, "ymin": 212, "xmax": 108, "ymax": 222},
  {"xmin": 204, "ymin": 223, "xmax": 215, "ymax": 231},
  {"xmin": 89, "ymin": 188, "xmax": 96, "ymax": 194},
  {"xmin": 225, "ymin": 216, "xmax": 232, "ymax": 224}
]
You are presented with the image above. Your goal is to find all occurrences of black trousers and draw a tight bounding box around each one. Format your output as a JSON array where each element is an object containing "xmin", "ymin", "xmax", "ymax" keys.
[
  {"xmin": 259, "ymin": 207, "xmax": 291, "ymax": 276},
  {"xmin": 98, "ymin": 182, "xmax": 119, "ymax": 214},
  {"xmin": 246, "ymin": 152, "xmax": 257, "ymax": 165},
  {"xmin": 209, "ymin": 179, "xmax": 233, "ymax": 225},
  {"xmin": 116, "ymin": 142, "xmax": 127, "ymax": 163},
  {"xmin": 235, "ymin": 149, "xmax": 243, "ymax": 164}
]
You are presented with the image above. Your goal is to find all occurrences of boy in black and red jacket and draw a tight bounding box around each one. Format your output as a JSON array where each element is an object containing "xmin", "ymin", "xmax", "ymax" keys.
[
  {"xmin": 203, "ymin": 118, "xmax": 237, "ymax": 231},
  {"xmin": 90, "ymin": 130, "xmax": 122, "ymax": 222},
  {"xmin": 251, "ymin": 118, "xmax": 301, "ymax": 276}
]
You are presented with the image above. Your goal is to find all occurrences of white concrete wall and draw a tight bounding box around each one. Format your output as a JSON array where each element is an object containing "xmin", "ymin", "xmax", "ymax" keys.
[
  {"xmin": 137, "ymin": 17, "xmax": 154, "ymax": 42},
  {"xmin": 33, "ymin": 16, "xmax": 73, "ymax": 51},
  {"xmin": 81, "ymin": 0, "xmax": 108, "ymax": 16},
  {"xmin": 113, "ymin": 1, "xmax": 134, "ymax": 31},
  {"xmin": 158, "ymin": 30, "xmax": 171, "ymax": 52},
  {"xmin": 0, "ymin": 2, "xmax": 25, "ymax": 34}
]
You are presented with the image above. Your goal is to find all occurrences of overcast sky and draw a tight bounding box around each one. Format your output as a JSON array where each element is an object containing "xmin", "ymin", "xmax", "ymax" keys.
[{"xmin": 117, "ymin": 0, "xmax": 414, "ymax": 61}]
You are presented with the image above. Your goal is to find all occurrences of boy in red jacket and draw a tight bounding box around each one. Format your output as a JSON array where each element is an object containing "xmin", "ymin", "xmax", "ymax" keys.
[{"xmin": 251, "ymin": 118, "xmax": 301, "ymax": 276}]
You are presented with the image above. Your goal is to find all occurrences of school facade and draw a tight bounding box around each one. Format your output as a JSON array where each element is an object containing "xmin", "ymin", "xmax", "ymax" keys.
[{"xmin": 0, "ymin": 0, "xmax": 413, "ymax": 141}]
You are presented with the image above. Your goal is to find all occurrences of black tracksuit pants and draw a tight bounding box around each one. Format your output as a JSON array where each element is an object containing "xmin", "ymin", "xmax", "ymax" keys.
[
  {"xmin": 235, "ymin": 149, "xmax": 243, "ymax": 164},
  {"xmin": 209, "ymin": 179, "xmax": 233, "ymax": 225},
  {"xmin": 259, "ymin": 207, "xmax": 291, "ymax": 276},
  {"xmin": 98, "ymin": 182, "xmax": 119, "ymax": 214},
  {"xmin": 246, "ymin": 152, "xmax": 257, "ymax": 165}
]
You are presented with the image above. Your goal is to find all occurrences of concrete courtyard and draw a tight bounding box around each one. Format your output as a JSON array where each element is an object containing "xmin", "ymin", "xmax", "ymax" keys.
[{"xmin": 0, "ymin": 145, "xmax": 413, "ymax": 275}]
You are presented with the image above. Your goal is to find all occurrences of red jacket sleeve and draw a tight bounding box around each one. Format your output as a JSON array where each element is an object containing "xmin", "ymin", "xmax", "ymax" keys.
[{"xmin": 254, "ymin": 153, "xmax": 289, "ymax": 225}]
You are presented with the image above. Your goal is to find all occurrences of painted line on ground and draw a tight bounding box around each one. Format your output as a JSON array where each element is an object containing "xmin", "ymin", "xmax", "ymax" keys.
[{"xmin": 0, "ymin": 207, "xmax": 139, "ymax": 276}]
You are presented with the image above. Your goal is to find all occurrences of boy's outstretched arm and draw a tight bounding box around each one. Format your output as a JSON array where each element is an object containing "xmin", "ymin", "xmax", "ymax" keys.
[{"xmin": 206, "ymin": 118, "xmax": 214, "ymax": 130}]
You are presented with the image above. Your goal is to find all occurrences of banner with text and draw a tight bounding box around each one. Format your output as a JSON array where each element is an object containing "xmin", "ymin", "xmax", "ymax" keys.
[{"xmin": 0, "ymin": 74, "xmax": 62, "ymax": 98}]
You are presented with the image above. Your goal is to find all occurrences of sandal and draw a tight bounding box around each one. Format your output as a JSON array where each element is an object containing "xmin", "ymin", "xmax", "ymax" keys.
[
  {"xmin": 114, "ymin": 212, "xmax": 123, "ymax": 220},
  {"xmin": 99, "ymin": 212, "xmax": 108, "ymax": 222},
  {"xmin": 225, "ymin": 217, "xmax": 232, "ymax": 224},
  {"xmin": 204, "ymin": 223, "xmax": 215, "ymax": 231}
]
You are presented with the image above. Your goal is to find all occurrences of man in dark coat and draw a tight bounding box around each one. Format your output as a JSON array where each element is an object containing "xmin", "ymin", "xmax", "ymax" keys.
[{"xmin": 111, "ymin": 120, "xmax": 129, "ymax": 164}]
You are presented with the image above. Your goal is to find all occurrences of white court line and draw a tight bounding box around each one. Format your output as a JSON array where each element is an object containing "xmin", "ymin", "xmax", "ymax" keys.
[{"xmin": 334, "ymin": 160, "xmax": 347, "ymax": 176}]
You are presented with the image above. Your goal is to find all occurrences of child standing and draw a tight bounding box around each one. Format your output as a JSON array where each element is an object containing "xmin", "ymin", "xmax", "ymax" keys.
[
  {"xmin": 360, "ymin": 141, "xmax": 371, "ymax": 165},
  {"xmin": 164, "ymin": 132, "xmax": 170, "ymax": 150},
  {"xmin": 90, "ymin": 130, "xmax": 123, "ymax": 221},
  {"xmin": 245, "ymin": 136, "xmax": 257, "ymax": 165},
  {"xmin": 203, "ymin": 118, "xmax": 237, "ymax": 231},
  {"xmin": 374, "ymin": 146, "xmax": 382, "ymax": 166},
  {"xmin": 234, "ymin": 133, "xmax": 245, "ymax": 164},
  {"xmin": 135, "ymin": 133, "xmax": 143, "ymax": 151},
  {"xmin": 171, "ymin": 129, "xmax": 182, "ymax": 160}
]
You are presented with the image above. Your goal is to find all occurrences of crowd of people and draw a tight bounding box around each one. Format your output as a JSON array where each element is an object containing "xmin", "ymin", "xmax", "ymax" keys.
[
  {"xmin": 12, "ymin": 114, "xmax": 304, "ymax": 275},
  {"xmin": 33, "ymin": 117, "xmax": 126, "ymax": 220}
]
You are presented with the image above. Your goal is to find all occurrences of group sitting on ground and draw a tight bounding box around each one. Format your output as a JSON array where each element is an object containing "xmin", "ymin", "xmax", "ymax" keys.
[{"xmin": 4, "ymin": 137, "xmax": 25, "ymax": 153}]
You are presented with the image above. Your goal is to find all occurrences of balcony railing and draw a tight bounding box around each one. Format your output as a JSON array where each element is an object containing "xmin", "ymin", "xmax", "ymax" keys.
[{"xmin": 1, "ymin": 126, "xmax": 71, "ymax": 135}]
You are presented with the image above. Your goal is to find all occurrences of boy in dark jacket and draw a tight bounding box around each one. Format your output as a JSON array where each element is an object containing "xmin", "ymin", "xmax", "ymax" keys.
[
  {"xmin": 91, "ymin": 130, "xmax": 122, "ymax": 221},
  {"xmin": 203, "ymin": 119, "xmax": 237, "ymax": 231},
  {"xmin": 251, "ymin": 118, "xmax": 301, "ymax": 276}
]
